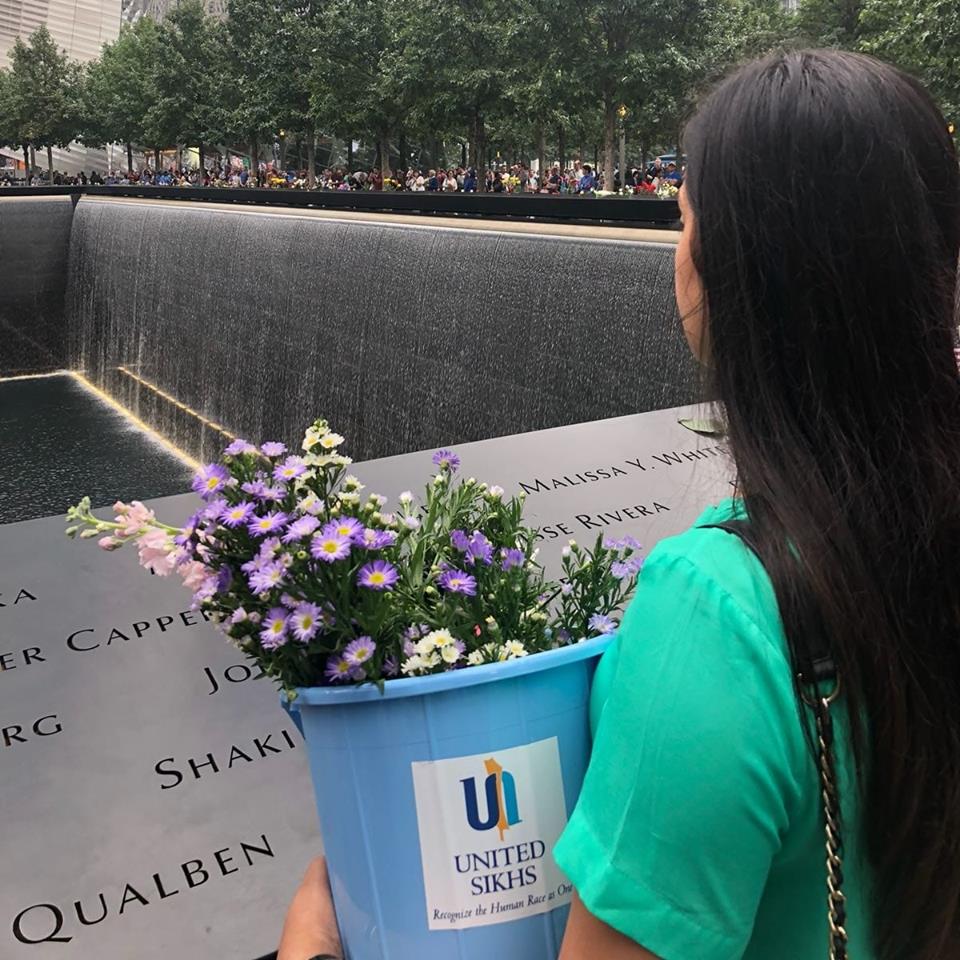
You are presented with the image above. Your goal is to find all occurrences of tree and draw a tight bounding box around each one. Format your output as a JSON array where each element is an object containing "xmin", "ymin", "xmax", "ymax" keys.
[
  {"xmin": 149, "ymin": 0, "xmax": 221, "ymax": 168},
  {"xmin": 8, "ymin": 25, "xmax": 81, "ymax": 181},
  {"xmin": 405, "ymin": 0, "xmax": 511, "ymax": 173},
  {"xmin": 860, "ymin": 0, "xmax": 960, "ymax": 121},
  {"xmin": 310, "ymin": 0, "xmax": 416, "ymax": 182},
  {"xmin": 222, "ymin": 0, "xmax": 284, "ymax": 181},
  {"xmin": 795, "ymin": 0, "xmax": 865, "ymax": 47},
  {"xmin": 82, "ymin": 18, "xmax": 163, "ymax": 171},
  {"xmin": 571, "ymin": 0, "xmax": 705, "ymax": 188},
  {"xmin": 0, "ymin": 68, "xmax": 28, "ymax": 172}
]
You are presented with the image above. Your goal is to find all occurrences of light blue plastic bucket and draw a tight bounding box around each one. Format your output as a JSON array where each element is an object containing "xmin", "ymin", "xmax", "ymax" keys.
[{"xmin": 291, "ymin": 635, "xmax": 611, "ymax": 960}]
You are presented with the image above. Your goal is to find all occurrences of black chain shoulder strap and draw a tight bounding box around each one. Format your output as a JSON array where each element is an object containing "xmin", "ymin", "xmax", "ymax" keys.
[{"xmin": 700, "ymin": 521, "xmax": 849, "ymax": 959}]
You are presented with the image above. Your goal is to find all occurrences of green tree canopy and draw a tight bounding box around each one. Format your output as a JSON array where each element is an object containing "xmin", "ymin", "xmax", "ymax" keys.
[
  {"xmin": 82, "ymin": 18, "xmax": 163, "ymax": 170},
  {"xmin": 8, "ymin": 25, "xmax": 81, "ymax": 180}
]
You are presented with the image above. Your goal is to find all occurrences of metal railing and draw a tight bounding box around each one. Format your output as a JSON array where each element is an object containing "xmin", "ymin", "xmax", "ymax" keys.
[{"xmin": 0, "ymin": 183, "xmax": 680, "ymax": 227}]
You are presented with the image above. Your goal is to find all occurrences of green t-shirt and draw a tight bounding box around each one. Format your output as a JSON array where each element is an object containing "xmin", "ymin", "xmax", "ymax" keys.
[{"xmin": 553, "ymin": 498, "xmax": 869, "ymax": 960}]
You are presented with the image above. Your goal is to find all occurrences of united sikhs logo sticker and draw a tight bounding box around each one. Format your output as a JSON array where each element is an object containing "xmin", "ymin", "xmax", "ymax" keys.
[
  {"xmin": 411, "ymin": 738, "xmax": 573, "ymax": 930},
  {"xmin": 461, "ymin": 757, "xmax": 522, "ymax": 841}
]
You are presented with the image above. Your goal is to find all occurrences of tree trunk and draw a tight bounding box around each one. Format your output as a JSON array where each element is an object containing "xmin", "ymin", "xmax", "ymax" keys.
[
  {"xmin": 557, "ymin": 124, "xmax": 565, "ymax": 170},
  {"xmin": 307, "ymin": 126, "xmax": 316, "ymax": 189},
  {"xmin": 347, "ymin": 138, "xmax": 353, "ymax": 171},
  {"xmin": 198, "ymin": 140, "xmax": 205, "ymax": 170},
  {"xmin": 250, "ymin": 138, "xmax": 258, "ymax": 184},
  {"xmin": 30, "ymin": 145, "xmax": 36, "ymax": 172},
  {"xmin": 619, "ymin": 125, "xmax": 626, "ymax": 193},
  {"xmin": 22, "ymin": 144, "xmax": 29, "ymax": 175},
  {"xmin": 46, "ymin": 144, "xmax": 54, "ymax": 183},
  {"xmin": 460, "ymin": 141, "xmax": 467, "ymax": 167},
  {"xmin": 537, "ymin": 125, "xmax": 546, "ymax": 184},
  {"xmin": 126, "ymin": 141, "xmax": 133, "ymax": 173},
  {"xmin": 154, "ymin": 148, "xmax": 161, "ymax": 170},
  {"xmin": 379, "ymin": 135, "xmax": 390, "ymax": 184},
  {"xmin": 399, "ymin": 131, "xmax": 408, "ymax": 170},
  {"xmin": 603, "ymin": 93, "xmax": 616, "ymax": 191}
]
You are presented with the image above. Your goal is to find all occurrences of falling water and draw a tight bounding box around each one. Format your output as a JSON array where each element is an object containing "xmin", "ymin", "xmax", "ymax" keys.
[{"xmin": 65, "ymin": 198, "xmax": 701, "ymax": 463}]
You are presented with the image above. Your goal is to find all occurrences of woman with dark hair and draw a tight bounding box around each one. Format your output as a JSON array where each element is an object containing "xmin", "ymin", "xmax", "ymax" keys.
[{"xmin": 277, "ymin": 49, "xmax": 960, "ymax": 960}]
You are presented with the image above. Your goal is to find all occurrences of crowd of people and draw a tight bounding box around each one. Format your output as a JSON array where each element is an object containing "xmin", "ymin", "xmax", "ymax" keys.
[{"xmin": 2, "ymin": 156, "xmax": 684, "ymax": 194}]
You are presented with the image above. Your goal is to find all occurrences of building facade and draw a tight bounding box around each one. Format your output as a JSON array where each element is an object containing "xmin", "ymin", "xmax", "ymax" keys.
[{"xmin": 0, "ymin": 0, "xmax": 121, "ymax": 69}]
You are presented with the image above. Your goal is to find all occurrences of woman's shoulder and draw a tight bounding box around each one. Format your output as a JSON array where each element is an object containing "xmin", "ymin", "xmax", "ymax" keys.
[{"xmin": 635, "ymin": 497, "xmax": 785, "ymax": 658}]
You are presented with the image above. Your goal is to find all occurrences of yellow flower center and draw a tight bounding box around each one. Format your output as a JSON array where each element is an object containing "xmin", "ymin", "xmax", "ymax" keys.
[
  {"xmin": 270, "ymin": 622, "xmax": 283, "ymax": 634},
  {"xmin": 259, "ymin": 519, "xmax": 272, "ymax": 529},
  {"xmin": 369, "ymin": 572, "xmax": 386, "ymax": 585},
  {"xmin": 205, "ymin": 477, "xmax": 220, "ymax": 490},
  {"xmin": 322, "ymin": 541, "xmax": 338, "ymax": 554}
]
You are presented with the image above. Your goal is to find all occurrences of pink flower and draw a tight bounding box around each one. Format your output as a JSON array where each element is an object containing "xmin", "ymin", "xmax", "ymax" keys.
[
  {"xmin": 118, "ymin": 500, "xmax": 156, "ymax": 537},
  {"xmin": 98, "ymin": 536, "xmax": 122, "ymax": 551},
  {"xmin": 179, "ymin": 560, "xmax": 210, "ymax": 591},
  {"xmin": 137, "ymin": 527, "xmax": 177, "ymax": 576}
]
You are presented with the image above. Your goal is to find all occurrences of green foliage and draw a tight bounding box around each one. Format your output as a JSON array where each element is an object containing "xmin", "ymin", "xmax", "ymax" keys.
[
  {"xmin": 309, "ymin": 0, "xmax": 413, "ymax": 173},
  {"xmin": 81, "ymin": 18, "xmax": 162, "ymax": 149},
  {"xmin": 860, "ymin": 0, "xmax": 960, "ymax": 121},
  {"xmin": 147, "ymin": 0, "xmax": 223, "ymax": 150},
  {"xmin": 9, "ymin": 0, "xmax": 957, "ymax": 175},
  {"xmin": 7, "ymin": 25, "xmax": 81, "ymax": 160}
]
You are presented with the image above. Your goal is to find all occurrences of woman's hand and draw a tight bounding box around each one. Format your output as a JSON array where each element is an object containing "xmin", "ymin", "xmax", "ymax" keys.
[{"xmin": 277, "ymin": 857, "xmax": 343, "ymax": 960}]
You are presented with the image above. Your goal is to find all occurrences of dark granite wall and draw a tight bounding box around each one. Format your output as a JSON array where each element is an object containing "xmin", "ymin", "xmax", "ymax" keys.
[
  {"xmin": 0, "ymin": 196, "xmax": 75, "ymax": 375},
  {"xmin": 67, "ymin": 199, "xmax": 701, "ymax": 463}
]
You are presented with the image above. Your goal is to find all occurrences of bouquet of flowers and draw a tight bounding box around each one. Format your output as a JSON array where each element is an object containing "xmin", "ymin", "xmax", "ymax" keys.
[
  {"xmin": 65, "ymin": 419, "xmax": 642, "ymax": 697},
  {"xmin": 656, "ymin": 180, "xmax": 679, "ymax": 199}
]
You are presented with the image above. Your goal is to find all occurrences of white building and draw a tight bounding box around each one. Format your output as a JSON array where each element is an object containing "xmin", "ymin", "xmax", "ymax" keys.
[{"xmin": 0, "ymin": 0, "xmax": 121, "ymax": 69}]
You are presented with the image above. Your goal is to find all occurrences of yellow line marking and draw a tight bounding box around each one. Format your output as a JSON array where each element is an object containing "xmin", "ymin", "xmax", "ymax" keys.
[
  {"xmin": 115, "ymin": 366, "xmax": 236, "ymax": 441},
  {"xmin": 0, "ymin": 369, "xmax": 72, "ymax": 382},
  {"xmin": 70, "ymin": 372, "xmax": 201, "ymax": 471}
]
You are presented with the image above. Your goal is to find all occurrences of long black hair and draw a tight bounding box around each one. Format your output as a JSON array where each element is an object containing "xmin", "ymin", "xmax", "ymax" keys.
[{"xmin": 684, "ymin": 50, "xmax": 960, "ymax": 959}]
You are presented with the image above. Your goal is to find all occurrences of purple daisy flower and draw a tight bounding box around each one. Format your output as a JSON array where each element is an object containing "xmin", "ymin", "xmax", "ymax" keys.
[
  {"xmin": 611, "ymin": 556, "xmax": 644, "ymax": 579},
  {"xmin": 260, "ymin": 485, "xmax": 287, "ymax": 502},
  {"xmin": 220, "ymin": 500, "xmax": 255, "ymax": 528},
  {"xmin": 588, "ymin": 613, "xmax": 617, "ymax": 635},
  {"xmin": 192, "ymin": 463, "xmax": 230, "ymax": 500},
  {"xmin": 247, "ymin": 511, "xmax": 289, "ymax": 538},
  {"xmin": 260, "ymin": 608, "xmax": 289, "ymax": 649},
  {"xmin": 324, "ymin": 655, "xmax": 354, "ymax": 683},
  {"xmin": 322, "ymin": 517, "xmax": 364, "ymax": 541},
  {"xmin": 282, "ymin": 515, "xmax": 321, "ymax": 543},
  {"xmin": 290, "ymin": 602, "xmax": 323, "ymax": 643},
  {"xmin": 174, "ymin": 510, "xmax": 203, "ymax": 546},
  {"xmin": 344, "ymin": 636, "xmax": 376, "ymax": 666},
  {"xmin": 466, "ymin": 532, "xmax": 494, "ymax": 566},
  {"xmin": 261, "ymin": 441, "xmax": 287, "ymax": 457},
  {"xmin": 358, "ymin": 527, "xmax": 398, "ymax": 550},
  {"xmin": 224, "ymin": 438, "xmax": 257, "ymax": 456},
  {"xmin": 241, "ymin": 479, "xmax": 268, "ymax": 499},
  {"xmin": 311, "ymin": 533, "xmax": 352, "ymax": 563},
  {"xmin": 357, "ymin": 560, "xmax": 399, "ymax": 591},
  {"xmin": 438, "ymin": 569, "xmax": 477, "ymax": 596},
  {"xmin": 203, "ymin": 497, "xmax": 228, "ymax": 520},
  {"xmin": 432, "ymin": 449, "xmax": 461, "ymax": 472},
  {"xmin": 274, "ymin": 456, "xmax": 307, "ymax": 482},
  {"xmin": 501, "ymin": 547, "xmax": 525, "ymax": 570},
  {"xmin": 450, "ymin": 529, "xmax": 470, "ymax": 552},
  {"xmin": 248, "ymin": 561, "xmax": 285, "ymax": 594}
]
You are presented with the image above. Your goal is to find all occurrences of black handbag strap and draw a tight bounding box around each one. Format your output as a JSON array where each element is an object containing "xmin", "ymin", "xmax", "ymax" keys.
[{"xmin": 700, "ymin": 520, "xmax": 849, "ymax": 958}]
